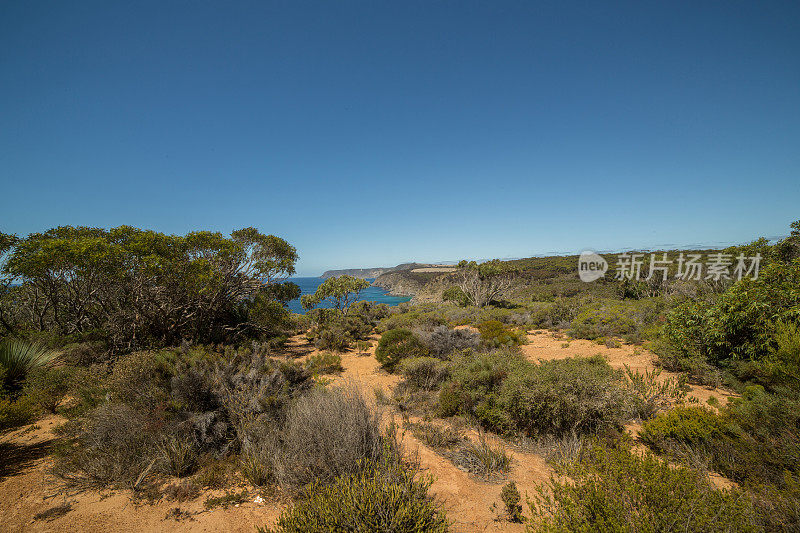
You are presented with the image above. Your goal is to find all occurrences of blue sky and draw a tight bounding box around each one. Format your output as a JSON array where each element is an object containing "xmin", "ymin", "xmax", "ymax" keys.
[{"xmin": 1, "ymin": 1, "xmax": 798, "ymax": 276}]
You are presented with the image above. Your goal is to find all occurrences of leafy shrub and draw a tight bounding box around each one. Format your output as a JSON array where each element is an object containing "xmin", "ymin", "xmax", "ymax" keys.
[
  {"xmin": 499, "ymin": 356, "xmax": 630, "ymax": 437},
  {"xmin": 441, "ymin": 352, "xmax": 631, "ymax": 437},
  {"xmin": 398, "ymin": 357, "xmax": 450, "ymax": 390},
  {"xmin": 24, "ymin": 366, "xmax": 76, "ymax": 413},
  {"xmin": 442, "ymin": 286, "xmax": 470, "ymax": 307},
  {"xmin": 641, "ymin": 389, "xmax": 800, "ymax": 489},
  {"xmin": 662, "ymin": 260, "xmax": 800, "ymax": 374},
  {"xmin": 377, "ymin": 306, "xmax": 448, "ymax": 333},
  {"xmin": 640, "ymin": 406, "xmax": 725, "ymax": 451},
  {"xmin": 306, "ymin": 311, "xmax": 374, "ymax": 351},
  {"xmin": 622, "ymin": 364, "xmax": 687, "ymax": 420},
  {"xmin": 477, "ymin": 320, "xmax": 527, "ymax": 348},
  {"xmin": 568, "ymin": 300, "xmax": 659, "ymax": 341},
  {"xmin": 437, "ymin": 349, "xmax": 525, "ymax": 420},
  {"xmin": 0, "ymin": 393, "xmax": 37, "ymax": 432},
  {"xmin": 0, "ymin": 339, "xmax": 60, "ymax": 391},
  {"xmin": 529, "ymin": 444, "xmax": 760, "ymax": 532},
  {"xmin": 416, "ymin": 325, "xmax": 480, "ymax": 358},
  {"xmin": 375, "ymin": 329, "xmax": 428, "ymax": 372},
  {"xmin": 304, "ymin": 352, "xmax": 343, "ymax": 375},
  {"xmin": 261, "ymin": 455, "xmax": 448, "ymax": 533},
  {"xmin": 501, "ymin": 481, "xmax": 523, "ymax": 523}
]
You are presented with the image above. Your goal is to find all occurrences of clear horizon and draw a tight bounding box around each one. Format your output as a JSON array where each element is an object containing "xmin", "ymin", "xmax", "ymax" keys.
[{"xmin": 2, "ymin": 1, "xmax": 798, "ymax": 276}]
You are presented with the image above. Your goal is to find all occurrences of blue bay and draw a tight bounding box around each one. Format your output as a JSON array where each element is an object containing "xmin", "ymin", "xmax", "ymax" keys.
[{"xmin": 286, "ymin": 277, "xmax": 411, "ymax": 314}]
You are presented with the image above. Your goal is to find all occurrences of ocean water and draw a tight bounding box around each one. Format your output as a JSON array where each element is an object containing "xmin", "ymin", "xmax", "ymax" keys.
[{"xmin": 286, "ymin": 277, "xmax": 412, "ymax": 314}]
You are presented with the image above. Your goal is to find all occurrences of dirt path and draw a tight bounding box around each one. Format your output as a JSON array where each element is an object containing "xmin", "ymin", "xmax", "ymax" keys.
[{"xmin": 0, "ymin": 329, "xmax": 736, "ymax": 532}]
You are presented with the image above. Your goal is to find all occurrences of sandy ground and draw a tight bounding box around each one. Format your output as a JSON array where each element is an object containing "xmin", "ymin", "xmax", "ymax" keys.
[{"xmin": 0, "ymin": 329, "xmax": 736, "ymax": 532}]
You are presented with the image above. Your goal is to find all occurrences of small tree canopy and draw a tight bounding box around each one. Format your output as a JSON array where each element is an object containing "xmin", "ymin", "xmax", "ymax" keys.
[{"xmin": 301, "ymin": 276, "xmax": 370, "ymax": 315}]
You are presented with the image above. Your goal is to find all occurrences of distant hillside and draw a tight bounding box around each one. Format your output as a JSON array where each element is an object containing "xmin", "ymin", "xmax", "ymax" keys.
[{"xmin": 319, "ymin": 262, "xmax": 426, "ymax": 279}]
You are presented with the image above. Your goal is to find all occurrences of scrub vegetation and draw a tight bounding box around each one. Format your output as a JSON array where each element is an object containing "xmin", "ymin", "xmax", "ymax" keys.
[{"xmin": 1, "ymin": 220, "xmax": 799, "ymax": 531}]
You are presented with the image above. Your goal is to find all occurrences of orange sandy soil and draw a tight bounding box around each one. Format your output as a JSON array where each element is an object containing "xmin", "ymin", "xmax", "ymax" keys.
[{"xmin": 1, "ymin": 329, "xmax": 735, "ymax": 532}]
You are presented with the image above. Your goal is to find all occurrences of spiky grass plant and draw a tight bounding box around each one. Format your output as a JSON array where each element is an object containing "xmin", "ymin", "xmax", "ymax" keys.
[{"xmin": 0, "ymin": 339, "xmax": 60, "ymax": 391}]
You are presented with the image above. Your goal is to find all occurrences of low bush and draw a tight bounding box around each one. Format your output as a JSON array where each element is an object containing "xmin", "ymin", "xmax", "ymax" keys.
[
  {"xmin": 568, "ymin": 300, "xmax": 661, "ymax": 342},
  {"xmin": 440, "ymin": 351, "xmax": 631, "ymax": 437},
  {"xmin": 261, "ymin": 456, "xmax": 449, "ymax": 533},
  {"xmin": 641, "ymin": 388, "xmax": 800, "ymax": 488},
  {"xmin": 54, "ymin": 348, "xmax": 314, "ymax": 488},
  {"xmin": 639, "ymin": 406, "xmax": 725, "ymax": 450},
  {"xmin": 529, "ymin": 444, "xmax": 760, "ymax": 532},
  {"xmin": 449, "ymin": 434, "xmax": 511, "ymax": 479},
  {"xmin": 377, "ymin": 306, "xmax": 448, "ymax": 333},
  {"xmin": 476, "ymin": 320, "xmax": 527, "ymax": 348},
  {"xmin": 499, "ymin": 355, "xmax": 630, "ymax": 437},
  {"xmin": 0, "ymin": 392, "xmax": 37, "ymax": 432},
  {"xmin": 398, "ymin": 357, "xmax": 450, "ymax": 391},
  {"xmin": 24, "ymin": 366, "xmax": 76, "ymax": 413},
  {"xmin": 500, "ymin": 481, "xmax": 523, "ymax": 523},
  {"xmin": 416, "ymin": 325, "xmax": 480, "ymax": 358},
  {"xmin": 303, "ymin": 352, "xmax": 343, "ymax": 375},
  {"xmin": 254, "ymin": 386, "xmax": 386, "ymax": 491},
  {"xmin": 406, "ymin": 421, "xmax": 463, "ymax": 449},
  {"xmin": 622, "ymin": 364, "xmax": 687, "ymax": 420},
  {"xmin": 375, "ymin": 329, "xmax": 428, "ymax": 372}
]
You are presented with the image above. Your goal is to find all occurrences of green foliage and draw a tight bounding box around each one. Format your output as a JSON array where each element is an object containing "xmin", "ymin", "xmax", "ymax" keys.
[
  {"xmin": 261, "ymin": 457, "xmax": 448, "ymax": 533},
  {"xmin": 398, "ymin": 357, "xmax": 450, "ymax": 390},
  {"xmin": 304, "ymin": 352, "xmax": 343, "ymax": 375},
  {"xmin": 0, "ymin": 392, "xmax": 37, "ymax": 432},
  {"xmin": 500, "ymin": 481, "xmax": 523, "ymax": 523},
  {"xmin": 309, "ymin": 312, "xmax": 373, "ymax": 351},
  {"xmin": 640, "ymin": 406, "xmax": 726, "ymax": 448},
  {"xmin": 622, "ymin": 364, "xmax": 687, "ymax": 420},
  {"xmin": 440, "ymin": 351, "xmax": 631, "ymax": 437},
  {"xmin": 663, "ymin": 259, "xmax": 800, "ymax": 372},
  {"xmin": 0, "ymin": 339, "xmax": 60, "ymax": 391},
  {"xmin": 442, "ymin": 285, "xmax": 470, "ymax": 307},
  {"xmin": 476, "ymin": 320, "xmax": 526, "ymax": 348},
  {"xmin": 529, "ymin": 444, "xmax": 760, "ymax": 532},
  {"xmin": 2, "ymin": 226, "xmax": 298, "ymax": 351},
  {"xmin": 569, "ymin": 299, "xmax": 662, "ymax": 343},
  {"xmin": 300, "ymin": 275, "xmax": 370, "ymax": 314},
  {"xmin": 640, "ymin": 389, "xmax": 800, "ymax": 488},
  {"xmin": 498, "ymin": 355, "xmax": 630, "ymax": 437},
  {"xmin": 24, "ymin": 366, "xmax": 76, "ymax": 413},
  {"xmin": 375, "ymin": 329, "xmax": 428, "ymax": 372}
]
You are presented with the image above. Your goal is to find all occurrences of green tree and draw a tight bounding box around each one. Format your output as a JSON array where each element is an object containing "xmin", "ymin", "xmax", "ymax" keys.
[
  {"xmin": 0, "ymin": 232, "xmax": 19, "ymax": 334},
  {"xmin": 453, "ymin": 259, "xmax": 516, "ymax": 307},
  {"xmin": 2, "ymin": 226, "xmax": 298, "ymax": 350},
  {"xmin": 301, "ymin": 275, "xmax": 370, "ymax": 315}
]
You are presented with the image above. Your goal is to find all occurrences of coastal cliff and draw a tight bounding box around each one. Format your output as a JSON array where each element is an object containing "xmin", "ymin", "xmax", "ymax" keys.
[{"xmin": 372, "ymin": 269, "xmax": 453, "ymax": 303}]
